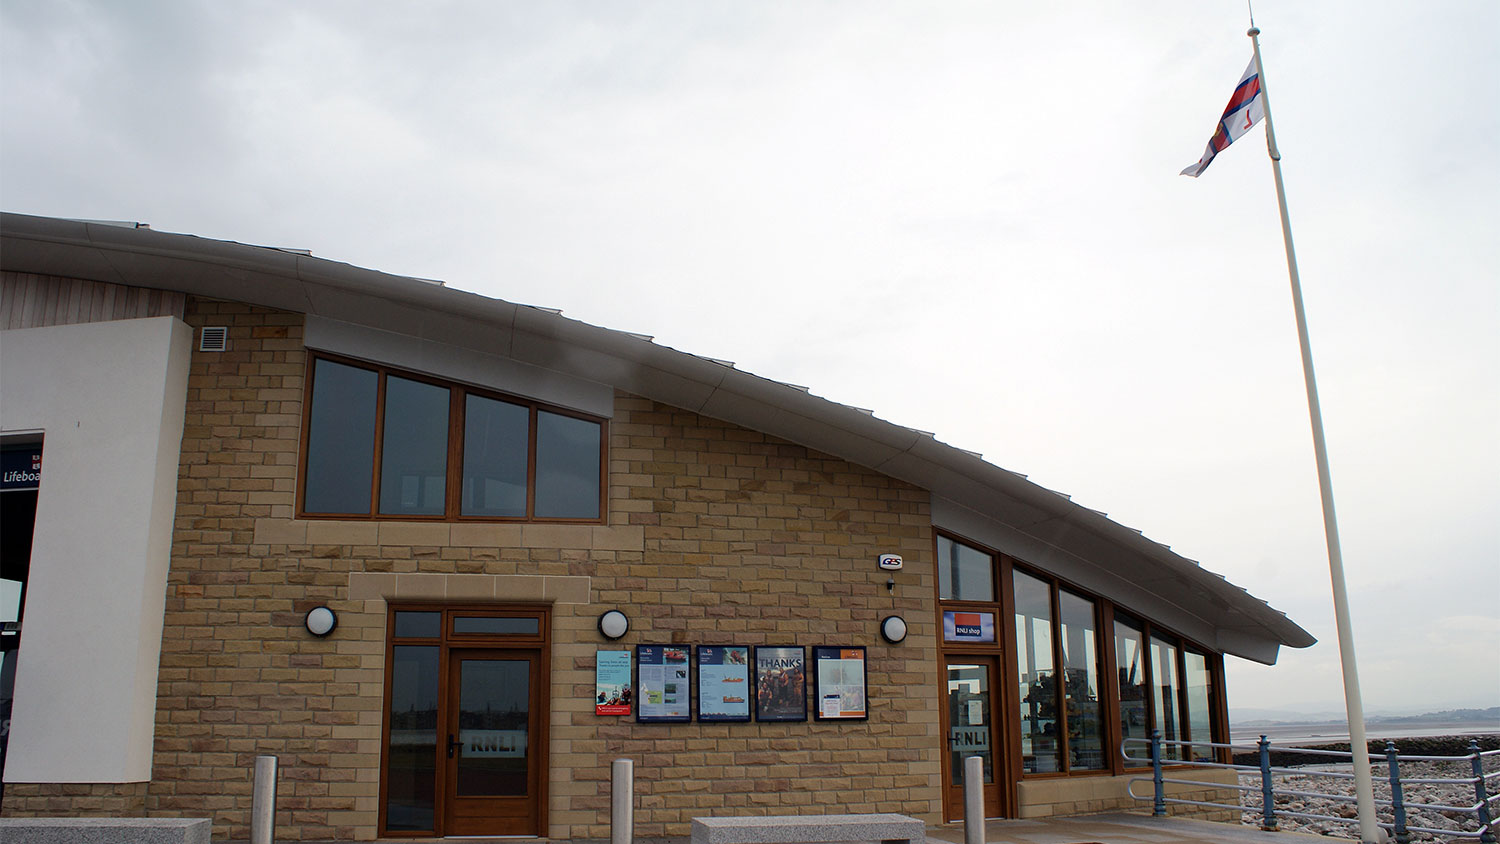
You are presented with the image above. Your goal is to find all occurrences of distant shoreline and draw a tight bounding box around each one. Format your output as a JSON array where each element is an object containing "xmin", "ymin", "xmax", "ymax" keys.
[{"xmin": 1229, "ymin": 721, "xmax": 1500, "ymax": 746}]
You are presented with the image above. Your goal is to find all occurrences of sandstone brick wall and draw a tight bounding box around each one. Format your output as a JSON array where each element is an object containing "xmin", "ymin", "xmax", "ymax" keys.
[{"xmin": 0, "ymin": 296, "xmax": 940, "ymax": 839}]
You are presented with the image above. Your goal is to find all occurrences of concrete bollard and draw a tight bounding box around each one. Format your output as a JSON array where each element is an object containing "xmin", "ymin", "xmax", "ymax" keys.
[
  {"xmin": 251, "ymin": 755, "xmax": 278, "ymax": 844},
  {"xmin": 612, "ymin": 758, "xmax": 634, "ymax": 844},
  {"xmin": 963, "ymin": 755, "xmax": 984, "ymax": 844}
]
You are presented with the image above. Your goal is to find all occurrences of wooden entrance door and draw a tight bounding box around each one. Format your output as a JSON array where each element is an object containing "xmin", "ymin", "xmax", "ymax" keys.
[
  {"xmin": 443, "ymin": 649, "xmax": 543, "ymax": 836},
  {"xmin": 943, "ymin": 655, "xmax": 1004, "ymax": 820}
]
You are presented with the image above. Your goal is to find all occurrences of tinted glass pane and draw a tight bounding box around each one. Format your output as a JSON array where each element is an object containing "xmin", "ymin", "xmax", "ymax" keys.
[
  {"xmin": 1059, "ymin": 590, "xmax": 1105, "ymax": 770},
  {"xmin": 1013, "ymin": 571, "xmax": 1061, "ymax": 773},
  {"xmin": 304, "ymin": 360, "xmax": 377, "ymax": 514},
  {"xmin": 946, "ymin": 663, "xmax": 994, "ymax": 786},
  {"xmin": 534, "ymin": 411, "xmax": 600, "ymax": 519},
  {"xmin": 386, "ymin": 645, "xmax": 439, "ymax": 831},
  {"xmin": 457, "ymin": 659, "xmax": 530, "ymax": 796},
  {"xmin": 1114, "ymin": 616, "xmax": 1149, "ymax": 764},
  {"xmin": 1151, "ymin": 634, "xmax": 1183, "ymax": 760},
  {"xmin": 393, "ymin": 611, "xmax": 440, "ymax": 638},
  {"xmin": 937, "ymin": 535, "xmax": 995, "ymax": 602},
  {"xmin": 461, "ymin": 395, "xmax": 528, "ymax": 517},
  {"xmin": 379, "ymin": 376, "xmax": 450, "ymax": 516},
  {"xmin": 1184, "ymin": 649, "xmax": 1215, "ymax": 761},
  {"xmin": 452, "ymin": 616, "xmax": 540, "ymax": 636}
]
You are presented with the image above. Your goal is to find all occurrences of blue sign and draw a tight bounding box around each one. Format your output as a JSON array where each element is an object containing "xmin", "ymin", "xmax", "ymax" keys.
[{"xmin": 1, "ymin": 449, "xmax": 41, "ymax": 492}]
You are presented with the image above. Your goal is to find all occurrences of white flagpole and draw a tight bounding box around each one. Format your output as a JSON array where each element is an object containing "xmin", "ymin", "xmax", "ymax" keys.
[{"xmin": 1248, "ymin": 25, "xmax": 1381, "ymax": 843}]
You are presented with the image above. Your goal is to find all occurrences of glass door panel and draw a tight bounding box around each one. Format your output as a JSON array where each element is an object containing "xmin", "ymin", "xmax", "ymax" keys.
[
  {"xmin": 943, "ymin": 656, "xmax": 1003, "ymax": 820},
  {"xmin": 445, "ymin": 650, "xmax": 541, "ymax": 836}
]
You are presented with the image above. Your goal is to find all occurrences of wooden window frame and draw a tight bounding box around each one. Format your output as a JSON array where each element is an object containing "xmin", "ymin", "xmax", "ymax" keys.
[
  {"xmin": 298, "ymin": 352, "xmax": 607, "ymax": 523},
  {"xmin": 932, "ymin": 529, "xmax": 1231, "ymax": 787}
]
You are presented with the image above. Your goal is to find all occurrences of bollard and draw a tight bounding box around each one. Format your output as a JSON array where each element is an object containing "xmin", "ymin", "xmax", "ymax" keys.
[
  {"xmin": 612, "ymin": 758, "xmax": 634, "ymax": 844},
  {"xmin": 963, "ymin": 755, "xmax": 984, "ymax": 844},
  {"xmin": 1471, "ymin": 741, "xmax": 1495, "ymax": 844},
  {"xmin": 251, "ymin": 755, "xmax": 278, "ymax": 844},
  {"xmin": 1150, "ymin": 729, "xmax": 1165, "ymax": 817},
  {"xmin": 1385, "ymin": 741, "xmax": 1409, "ymax": 844},
  {"xmin": 1258, "ymin": 735, "xmax": 1276, "ymax": 831}
]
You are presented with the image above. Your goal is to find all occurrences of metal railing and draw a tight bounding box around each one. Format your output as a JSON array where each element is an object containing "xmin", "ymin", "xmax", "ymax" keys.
[{"xmin": 1123, "ymin": 730, "xmax": 1499, "ymax": 843}]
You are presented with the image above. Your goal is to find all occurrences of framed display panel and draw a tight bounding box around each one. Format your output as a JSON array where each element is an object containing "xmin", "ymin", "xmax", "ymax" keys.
[
  {"xmin": 695, "ymin": 645, "xmax": 751, "ymax": 722},
  {"xmin": 753, "ymin": 645, "xmax": 807, "ymax": 722},
  {"xmin": 595, "ymin": 650, "xmax": 631, "ymax": 716},
  {"xmin": 812, "ymin": 646, "xmax": 868, "ymax": 721},
  {"xmin": 635, "ymin": 645, "xmax": 691, "ymax": 723}
]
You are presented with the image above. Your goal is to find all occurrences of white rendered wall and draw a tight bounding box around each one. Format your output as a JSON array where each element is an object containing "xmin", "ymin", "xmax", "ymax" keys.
[{"xmin": 0, "ymin": 316, "xmax": 191, "ymax": 782}]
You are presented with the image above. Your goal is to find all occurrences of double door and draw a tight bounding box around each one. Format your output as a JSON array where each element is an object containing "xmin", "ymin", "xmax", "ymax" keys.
[{"xmin": 382, "ymin": 607, "xmax": 548, "ymax": 838}]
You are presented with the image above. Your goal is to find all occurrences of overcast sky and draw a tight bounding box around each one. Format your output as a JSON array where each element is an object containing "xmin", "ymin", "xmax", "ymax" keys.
[{"xmin": 3, "ymin": 1, "xmax": 1496, "ymax": 717}]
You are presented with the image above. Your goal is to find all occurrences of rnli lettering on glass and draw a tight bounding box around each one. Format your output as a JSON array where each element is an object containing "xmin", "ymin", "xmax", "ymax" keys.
[{"xmin": 1, "ymin": 450, "xmax": 42, "ymax": 491}]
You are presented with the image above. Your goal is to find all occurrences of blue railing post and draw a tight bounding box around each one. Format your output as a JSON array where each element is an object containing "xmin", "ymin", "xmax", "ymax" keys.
[
  {"xmin": 1150, "ymin": 729, "xmax": 1166, "ymax": 817},
  {"xmin": 1470, "ymin": 740, "xmax": 1495, "ymax": 844},
  {"xmin": 1258, "ymin": 734, "xmax": 1277, "ymax": 831},
  {"xmin": 1385, "ymin": 741, "xmax": 1409, "ymax": 844}
]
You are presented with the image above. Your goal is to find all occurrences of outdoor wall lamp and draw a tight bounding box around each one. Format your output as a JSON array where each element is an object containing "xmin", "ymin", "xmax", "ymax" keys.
[
  {"xmin": 305, "ymin": 606, "xmax": 338, "ymax": 637},
  {"xmin": 879, "ymin": 615, "xmax": 908, "ymax": 644},
  {"xmin": 597, "ymin": 609, "xmax": 630, "ymax": 640}
]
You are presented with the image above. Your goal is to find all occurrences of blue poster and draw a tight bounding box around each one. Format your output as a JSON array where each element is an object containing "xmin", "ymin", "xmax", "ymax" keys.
[{"xmin": 696, "ymin": 645, "xmax": 751, "ymax": 722}]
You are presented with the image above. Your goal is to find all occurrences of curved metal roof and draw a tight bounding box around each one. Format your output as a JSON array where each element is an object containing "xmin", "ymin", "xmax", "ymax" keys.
[{"xmin": 0, "ymin": 211, "xmax": 1315, "ymax": 662}]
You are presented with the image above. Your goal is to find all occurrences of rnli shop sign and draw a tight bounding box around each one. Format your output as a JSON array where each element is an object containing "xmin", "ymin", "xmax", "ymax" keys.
[
  {"xmin": 1, "ymin": 450, "xmax": 42, "ymax": 492},
  {"xmin": 942, "ymin": 610, "xmax": 996, "ymax": 644}
]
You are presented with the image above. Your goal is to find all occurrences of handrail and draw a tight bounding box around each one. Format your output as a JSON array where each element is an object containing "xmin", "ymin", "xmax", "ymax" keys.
[{"xmin": 1125, "ymin": 731, "xmax": 1498, "ymax": 843}]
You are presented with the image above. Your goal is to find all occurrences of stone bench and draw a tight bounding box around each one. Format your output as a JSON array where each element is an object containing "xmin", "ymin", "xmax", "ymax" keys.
[
  {"xmin": 690, "ymin": 813, "xmax": 926, "ymax": 844},
  {"xmin": 0, "ymin": 817, "xmax": 212, "ymax": 844}
]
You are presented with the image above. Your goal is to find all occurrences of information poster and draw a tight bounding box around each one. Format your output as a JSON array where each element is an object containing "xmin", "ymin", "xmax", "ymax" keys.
[
  {"xmin": 636, "ymin": 644, "xmax": 691, "ymax": 722},
  {"xmin": 753, "ymin": 645, "xmax": 806, "ymax": 722},
  {"xmin": 595, "ymin": 650, "xmax": 632, "ymax": 716},
  {"xmin": 812, "ymin": 646, "xmax": 868, "ymax": 721},
  {"xmin": 696, "ymin": 645, "xmax": 751, "ymax": 722}
]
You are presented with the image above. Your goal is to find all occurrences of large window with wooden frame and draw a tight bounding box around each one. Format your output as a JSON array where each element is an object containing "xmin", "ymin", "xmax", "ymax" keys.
[
  {"xmin": 1112, "ymin": 611, "xmax": 1221, "ymax": 765},
  {"xmin": 300, "ymin": 354, "xmax": 605, "ymax": 521},
  {"xmin": 1012, "ymin": 567, "xmax": 1107, "ymax": 774}
]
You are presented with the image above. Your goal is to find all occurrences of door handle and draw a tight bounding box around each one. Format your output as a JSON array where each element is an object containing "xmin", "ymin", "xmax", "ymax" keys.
[{"xmin": 448, "ymin": 733, "xmax": 461, "ymax": 759}]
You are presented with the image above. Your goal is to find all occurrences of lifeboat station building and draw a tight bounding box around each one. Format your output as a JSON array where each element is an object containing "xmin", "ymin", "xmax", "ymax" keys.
[{"xmin": 0, "ymin": 212, "xmax": 1314, "ymax": 840}]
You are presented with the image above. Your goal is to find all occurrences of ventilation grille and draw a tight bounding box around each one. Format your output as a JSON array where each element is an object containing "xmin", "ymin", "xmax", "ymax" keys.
[{"xmin": 199, "ymin": 326, "xmax": 229, "ymax": 352}]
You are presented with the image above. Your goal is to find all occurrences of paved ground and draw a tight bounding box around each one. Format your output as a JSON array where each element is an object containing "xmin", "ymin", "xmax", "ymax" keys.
[{"xmin": 925, "ymin": 812, "xmax": 1347, "ymax": 843}]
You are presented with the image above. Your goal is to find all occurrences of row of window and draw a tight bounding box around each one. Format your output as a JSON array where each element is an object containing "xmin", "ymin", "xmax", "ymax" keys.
[
  {"xmin": 301, "ymin": 355, "xmax": 604, "ymax": 521},
  {"xmin": 939, "ymin": 534, "xmax": 1220, "ymax": 775}
]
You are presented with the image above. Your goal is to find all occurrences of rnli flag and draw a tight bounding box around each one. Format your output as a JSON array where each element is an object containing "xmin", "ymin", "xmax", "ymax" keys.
[{"xmin": 1181, "ymin": 57, "xmax": 1265, "ymax": 177}]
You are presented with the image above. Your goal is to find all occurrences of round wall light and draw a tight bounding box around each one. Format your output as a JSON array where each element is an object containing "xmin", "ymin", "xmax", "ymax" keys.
[
  {"xmin": 880, "ymin": 615, "xmax": 908, "ymax": 645},
  {"xmin": 305, "ymin": 606, "xmax": 338, "ymax": 637},
  {"xmin": 598, "ymin": 609, "xmax": 630, "ymax": 640}
]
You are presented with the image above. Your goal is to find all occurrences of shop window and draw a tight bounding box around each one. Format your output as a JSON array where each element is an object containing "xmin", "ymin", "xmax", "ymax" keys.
[
  {"xmin": 1183, "ymin": 648, "xmax": 1216, "ymax": 762},
  {"xmin": 1150, "ymin": 633, "xmax": 1183, "ymax": 760},
  {"xmin": 938, "ymin": 535, "xmax": 995, "ymax": 602},
  {"xmin": 1058, "ymin": 590, "xmax": 1105, "ymax": 770},
  {"xmin": 1013, "ymin": 570, "xmax": 1060, "ymax": 773},
  {"xmin": 301, "ymin": 355, "xmax": 605, "ymax": 521},
  {"xmin": 1114, "ymin": 615, "xmax": 1150, "ymax": 761}
]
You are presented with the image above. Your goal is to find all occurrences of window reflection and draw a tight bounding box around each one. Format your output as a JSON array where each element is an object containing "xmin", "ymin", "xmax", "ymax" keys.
[
  {"xmin": 379, "ymin": 377, "xmax": 450, "ymax": 516},
  {"xmin": 386, "ymin": 645, "xmax": 439, "ymax": 831},
  {"xmin": 462, "ymin": 395, "xmax": 528, "ymax": 518},
  {"xmin": 1151, "ymin": 634, "xmax": 1183, "ymax": 760},
  {"xmin": 937, "ymin": 535, "xmax": 995, "ymax": 602},
  {"xmin": 1014, "ymin": 571, "xmax": 1060, "ymax": 773},
  {"xmin": 1059, "ymin": 590, "xmax": 1105, "ymax": 770},
  {"xmin": 305, "ymin": 360, "xmax": 378, "ymax": 514},
  {"xmin": 1114, "ymin": 615, "xmax": 1149, "ymax": 764},
  {"xmin": 1184, "ymin": 649, "xmax": 1215, "ymax": 761},
  {"xmin": 534, "ymin": 411, "xmax": 600, "ymax": 519}
]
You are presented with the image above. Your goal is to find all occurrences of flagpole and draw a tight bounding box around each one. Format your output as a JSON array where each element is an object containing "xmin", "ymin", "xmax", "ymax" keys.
[{"xmin": 1248, "ymin": 26, "xmax": 1381, "ymax": 844}]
